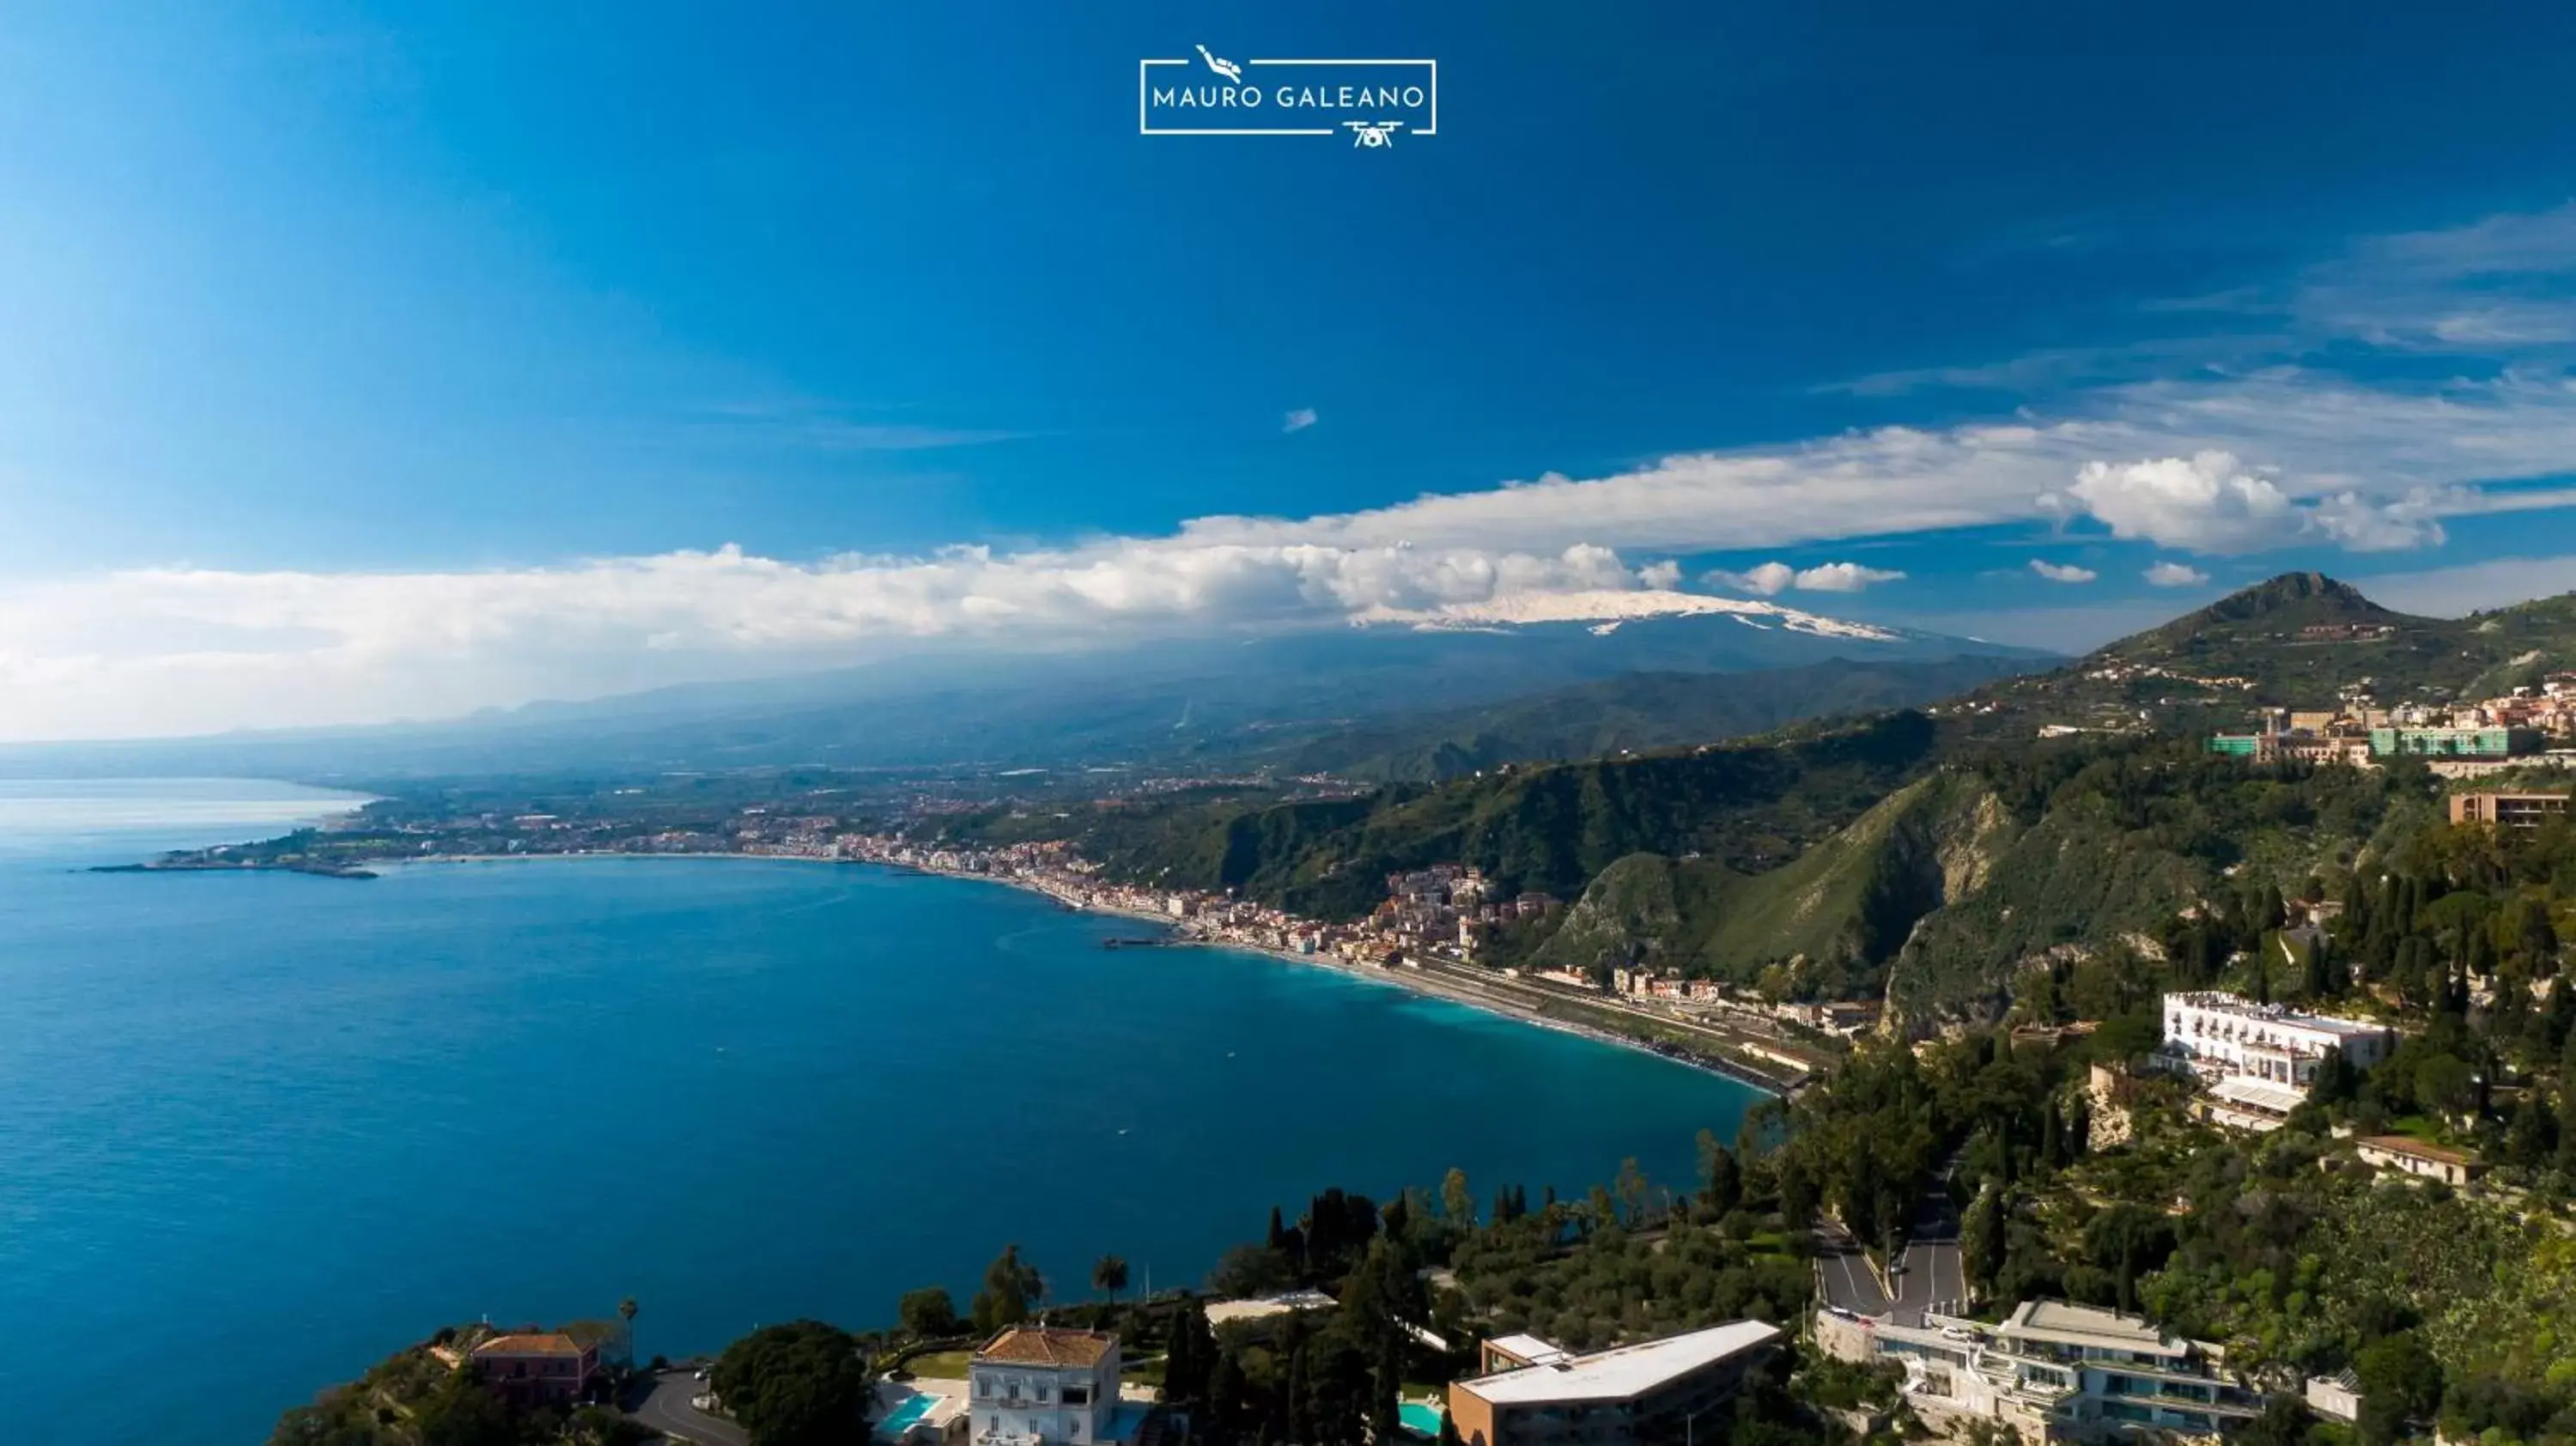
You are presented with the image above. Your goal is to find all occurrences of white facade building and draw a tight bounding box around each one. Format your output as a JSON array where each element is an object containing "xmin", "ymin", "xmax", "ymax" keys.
[
  {"xmin": 969, "ymin": 1327, "xmax": 1123, "ymax": 1446},
  {"xmin": 1846, "ymin": 1299, "xmax": 2262, "ymax": 1440},
  {"xmin": 2160, "ymin": 992, "xmax": 2393, "ymax": 1091}
]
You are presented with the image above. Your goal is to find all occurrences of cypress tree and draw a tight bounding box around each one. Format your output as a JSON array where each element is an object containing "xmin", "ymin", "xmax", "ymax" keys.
[
  {"xmin": 1165, "ymin": 1301, "xmax": 1200, "ymax": 1403},
  {"xmin": 1285, "ymin": 1339, "xmax": 1313, "ymax": 1445},
  {"xmin": 2556, "ymin": 1084, "xmax": 2576, "ymax": 1175},
  {"xmin": 1206, "ymin": 1347, "xmax": 1243, "ymax": 1437},
  {"xmin": 1368, "ymin": 1331, "xmax": 1401, "ymax": 1443}
]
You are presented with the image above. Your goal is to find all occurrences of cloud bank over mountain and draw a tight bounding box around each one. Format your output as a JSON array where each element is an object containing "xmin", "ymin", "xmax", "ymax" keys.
[{"xmin": 11, "ymin": 204, "xmax": 2576, "ymax": 739}]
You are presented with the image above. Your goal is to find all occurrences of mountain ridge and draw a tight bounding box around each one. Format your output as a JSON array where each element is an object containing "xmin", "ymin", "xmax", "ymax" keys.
[{"xmin": 0, "ymin": 598, "xmax": 2044, "ymax": 781}]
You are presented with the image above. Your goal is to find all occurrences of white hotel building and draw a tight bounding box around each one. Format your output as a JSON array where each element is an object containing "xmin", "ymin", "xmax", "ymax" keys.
[
  {"xmin": 969, "ymin": 1327, "xmax": 1129, "ymax": 1446},
  {"xmin": 2158, "ymin": 992, "xmax": 2394, "ymax": 1129}
]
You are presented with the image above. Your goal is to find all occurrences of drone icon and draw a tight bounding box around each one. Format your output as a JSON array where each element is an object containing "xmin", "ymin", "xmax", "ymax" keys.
[{"xmin": 1345, "ymin": 120, "xmax": 1404, "ymax": 149}]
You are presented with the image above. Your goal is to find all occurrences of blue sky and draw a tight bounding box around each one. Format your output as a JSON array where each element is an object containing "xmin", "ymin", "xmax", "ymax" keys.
[{"xmin": 4, "ymin": 2, "xmax": 2576, "ymax": 737}]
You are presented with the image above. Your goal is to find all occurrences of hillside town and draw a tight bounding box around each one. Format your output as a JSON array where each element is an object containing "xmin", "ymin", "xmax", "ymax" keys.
[{"xmin": 2208, "ymin": 675, "xmax": 2576, "ymax": 776}]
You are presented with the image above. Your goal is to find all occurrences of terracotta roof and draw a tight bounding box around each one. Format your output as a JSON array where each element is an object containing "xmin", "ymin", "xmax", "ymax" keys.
[
  {"xmin": 974, "ymin": 1327, "xmax": 1117, "ymax": 1369},
  {"xmin": 472, "ymin": 1333, "xmax": 588, "ymax": 1358}
]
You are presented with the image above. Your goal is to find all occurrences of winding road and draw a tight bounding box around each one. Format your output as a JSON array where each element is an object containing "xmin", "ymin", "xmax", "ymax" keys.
[
  {"xmin": 628, "ymin": 1370, "xmax": 749, "ymax": 1446},
  {"xmin": 1817, "ymin": 1154, "xmax": 1966, "ymax": 1322}
]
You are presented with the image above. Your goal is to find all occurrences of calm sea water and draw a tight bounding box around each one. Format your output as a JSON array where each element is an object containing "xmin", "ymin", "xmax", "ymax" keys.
[{"xmin": 0, "ymin": 780, "xmax": 1760, "ymax": 1444}]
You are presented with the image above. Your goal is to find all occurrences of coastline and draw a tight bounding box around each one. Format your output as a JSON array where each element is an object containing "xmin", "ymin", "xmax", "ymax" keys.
[
  {"xmin": 122, "ymin": 845, "xmax": 1797, "ymax": 1095},
  {"xmin": 891, "ymin": 862, "xmax": 1795, "ymax": 1097}
]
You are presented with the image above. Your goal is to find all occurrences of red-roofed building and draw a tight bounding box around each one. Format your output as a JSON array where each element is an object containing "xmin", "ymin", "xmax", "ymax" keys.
[
  {"xmin": 471, "ymin": 1332, "xmax": 599, "ymax": 1406},
  {"xmin": 969, "ymin": 1327, "xmax": 1127, "ymax": 1444}
]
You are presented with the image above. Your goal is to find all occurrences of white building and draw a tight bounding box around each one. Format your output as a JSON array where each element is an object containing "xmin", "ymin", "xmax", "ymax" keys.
[
  {"xmin": 2304, "ymin": 1370, "xmax": 2363, "ymax": 1424},
  {"xmin": 1448, "ymin": 1321, "xmax": 1782, "ymax": 1446},
  {"xmin": 969, "ymin": 1327, "xmax": 1124, "ymax": 1446},
  {"xmin": 2160, "ymin": 992, "xmax": 2394, "ymax": 1091},
  {"xmin": 1846, "ymin": 1299, "xmax": 2262, "ymax": 1440}
]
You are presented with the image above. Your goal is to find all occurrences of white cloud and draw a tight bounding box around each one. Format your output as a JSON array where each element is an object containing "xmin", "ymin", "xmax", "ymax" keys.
[
  {"xmin": 2029, "ymin": 560, "xmax": 2098, "ymax": 583},
  {"xmin": 2294, "ymin": 203, "xmax": 2576, "ymax": 350},
  {"xmin": 1708, "ymin": 562, "xmax": 1796, "ymax": 595},
  {"xmin": 0, "ymin": 541, "xmax": 1687, "ymax": 741},
  {"xmin": 1176, "ymin": 369, "xmax": 2576, "ymax": 563},
  {"xmin": 19, "ymin": 362, "xmax": 2576, "ymax": 741},
  {"xmin": 1636, "ymin": 560, "xmax": 1683, "ymax": 590},
  {"xmin": 1832, "ymin": 203, "xmax": 2576, "ymax": 398},
  {"xmin": 1789, "ymin": 562, "xmax": 1906, "ymax": 592},
  {"xmin": 2044, "ymin": 449, "xmax": 2453, "ymax": 554},
  {"xmin": 27, "ymin": 202, "xmax": 2576, "ymax": 742},
  {"xmin": 2144, "ymin": 561, "xmax": 2211, "ymax": 587},
  {"xmin": 1708, "ymin": 561, "xmax": 1903, "ymax": 595}
]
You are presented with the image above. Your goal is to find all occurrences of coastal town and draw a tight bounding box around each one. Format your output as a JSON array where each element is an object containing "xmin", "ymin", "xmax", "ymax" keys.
[
  {"xmin": 125, "ymin": 793, "xmax": 1850, "ymax": 1089},
  {"xmin": 835, "ymin": 833, "xmax": 1840, "ymax": 1091}
]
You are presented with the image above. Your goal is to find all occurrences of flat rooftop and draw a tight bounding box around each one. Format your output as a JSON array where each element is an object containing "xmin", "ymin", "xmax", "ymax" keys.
[
  {"xmin": 1457, "ymin": 1320, "xmax": 1781, "ymax": 1406},
  {"xmin": 2166, "ymin": 992, "xmax": 2388, "ymax": 1041},
  {"xmin": 2209, "ymin": 1076, "xmax": 2309, "ymax": 1115},
  {"xmin": 1204, "ymin": 1290, "xmax": 1337, "ymax": 1327},
  {"xmin": 1484, "ymin": 1333, "xmax": 1572, "ymax": 1367},
  {"xmin": 2002, "ymin": 1301, "xmax": 2184, "ymax": 1358}
]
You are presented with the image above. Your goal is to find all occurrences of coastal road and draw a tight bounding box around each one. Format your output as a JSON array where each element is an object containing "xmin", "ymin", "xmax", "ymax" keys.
[{"xmin": 628, "ymin": 1370, "xmax": 749, "ymax": 1446}]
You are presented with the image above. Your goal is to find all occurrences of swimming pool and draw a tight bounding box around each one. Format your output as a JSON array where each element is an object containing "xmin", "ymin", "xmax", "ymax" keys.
[
  {"xmin": 877, "ymin": 1393, "xmax": 944, "ymax": 1437},
  {"xmin": 1400, "ymin": 1401, "xmax": 1444, "ymax": 1436}
]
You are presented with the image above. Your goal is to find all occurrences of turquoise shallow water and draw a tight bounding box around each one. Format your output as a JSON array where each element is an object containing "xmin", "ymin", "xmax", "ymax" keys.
[{"xmin": 0, "ymin": 780, "xmax": 1761, "ymax": 1444}]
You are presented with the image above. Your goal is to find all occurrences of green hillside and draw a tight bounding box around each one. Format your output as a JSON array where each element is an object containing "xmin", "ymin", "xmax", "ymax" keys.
[
  {"xmin": 1529, "ymin": 770, "xmax": 2011, "ymax": 999},
  {"xmin": 1527, "ymin": 736, "xmax": 2415, "ymax": 1020},
  {"xmin": 954, "ymin": 709, "xmax": 1950, "ymax": 919},
  {"xmin": 977, "ymin": 573, "xmax": 2549, "ymax": 1030}
]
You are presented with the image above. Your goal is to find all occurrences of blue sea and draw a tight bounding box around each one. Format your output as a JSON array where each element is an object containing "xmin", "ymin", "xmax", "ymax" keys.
[{"xmin": 0, "ymin": 780, "xmax": 1762, "ymax": 1444}]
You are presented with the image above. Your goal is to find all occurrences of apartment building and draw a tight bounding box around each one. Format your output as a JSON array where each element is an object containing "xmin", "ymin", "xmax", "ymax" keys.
[
  {"xmin": 2449, "ymin": 791, "xmax": 2572, "ymax": 829},
  {"xmin": 1852, "ymin": 1300, "xmax": 2262, "ymax": 1441}
]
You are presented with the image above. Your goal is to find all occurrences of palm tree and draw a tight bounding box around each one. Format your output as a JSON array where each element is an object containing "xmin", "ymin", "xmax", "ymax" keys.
[
  {"xmin": 617, "ymin": 1297, "xmax": 639, "ymax": 1369},
  {"xmin": 1091, "ymin": 1255, "xmax": 1129, "ymax": 1305}
]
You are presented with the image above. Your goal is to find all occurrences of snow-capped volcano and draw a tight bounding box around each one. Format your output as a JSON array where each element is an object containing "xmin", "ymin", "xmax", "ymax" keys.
[{"xmin": 1353, "ymin": 588, "xmax": 1905, "ymax": 641}]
